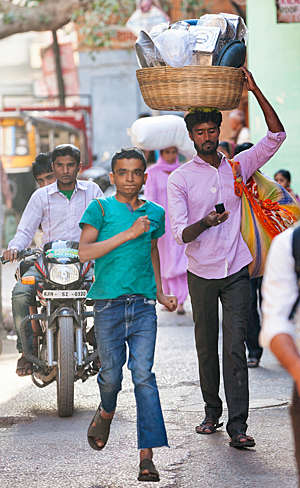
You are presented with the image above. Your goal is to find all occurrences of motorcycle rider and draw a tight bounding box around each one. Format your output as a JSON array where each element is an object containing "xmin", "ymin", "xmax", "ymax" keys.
[{"xmin": 3, "ymin": 144, "xmax": 103, "ymax": 376}]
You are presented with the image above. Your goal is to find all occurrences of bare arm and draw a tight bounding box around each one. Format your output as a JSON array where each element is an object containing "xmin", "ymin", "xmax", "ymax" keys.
[
  {"xmin": 242, "ymin": 67, "xmax": 284, "ymax": 133},
  {"xmin": 79, "ymin": 216, "xmax": 150, "ymax": 262},
  {"xmin": 182, "ymin": 210, "xmax": 229, "ymax": 243},
  {"xmin": 151, "ymin": 239, "xmax": 177, "ymax": 311},
  {"xmin": 270, "ymin": 334, "xmax": 300, "ymax": 395}
]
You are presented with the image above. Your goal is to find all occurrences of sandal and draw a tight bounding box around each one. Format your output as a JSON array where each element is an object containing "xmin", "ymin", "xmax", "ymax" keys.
[
  {"xmin": 87, "ymin": 405, "xmax": 112, "ymax": 451},
  {"xmin": 138, "ymin": 459, "xmax": 160, "ymax": 482},
  {"xmin": 229, "ymin": 433, "xmax": 256, "ymax": 449},
  {"xmin": 196, "ymin": 417, "xmax": 223, "ymax": 435},
  {"xmin": 247, "ymin": 357, "xmax": 260, "ymax": 368},
  {"xmin": 16, "ymin": 356, "xmax": 33, "ymax": 377}
]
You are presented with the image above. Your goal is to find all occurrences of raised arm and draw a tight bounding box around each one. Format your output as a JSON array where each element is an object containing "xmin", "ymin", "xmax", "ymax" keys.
[
  {"xmin": 79, "ymin": 216, "xmax": 150, "ymax": 262},
  {"xmin": 242, "ymin": 67, "xmax": 284, "ymax": 133}
]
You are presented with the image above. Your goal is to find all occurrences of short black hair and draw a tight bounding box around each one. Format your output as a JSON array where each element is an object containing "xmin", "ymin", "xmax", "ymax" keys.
[
  {"xmin": 32, "ymin": 152, "xmax": 53, "ymax": 179},
  {"xmin": 111, "ymin": 147, "xmax": 146, "ymax": 172},
  {"xmin": 274, "ymin": 169, "xmax": 291, "ymax": 184},
  {"xmin": 234, "ymin": 142, "xmax": 254, "ymax": 155},
  {"xmin": 184, "ymin": 109, "xmax": 222, "ymax": 133},
  {"xmin": 52, "ymin": 144, "xmax": 80, "ymax": 165}
]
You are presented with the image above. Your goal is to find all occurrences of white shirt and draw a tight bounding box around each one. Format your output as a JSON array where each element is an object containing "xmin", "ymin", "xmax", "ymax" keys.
[
  {"xmin": 260, "ymin": 226, "xmax": 300, "ymax": 351},
  {"xmin": 9, "ymin": 180, "xmax": 103, "ymax": 250},
  {"xmin": 237, "ymin": 126, "xmax": 251, "ymax": 144}
]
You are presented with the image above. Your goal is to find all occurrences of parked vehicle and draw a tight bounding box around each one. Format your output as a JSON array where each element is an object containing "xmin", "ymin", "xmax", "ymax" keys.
[{"xmin": 1, "ymin": 240, "xmax": 98, "ymax": 417}]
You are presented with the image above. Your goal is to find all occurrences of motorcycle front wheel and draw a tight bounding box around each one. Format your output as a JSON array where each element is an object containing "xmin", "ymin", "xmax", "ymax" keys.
[{"xmin": 56, "ymin": 316, "xmax": 75, "ymax": 417}]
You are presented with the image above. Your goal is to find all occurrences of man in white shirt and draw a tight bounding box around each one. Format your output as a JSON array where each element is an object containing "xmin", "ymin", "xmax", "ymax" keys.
[
  {"xmin": 260, "ymin": 225, "xmax": 300, "ymax": 483},
  {"xmin": 3, "ymin": 144, "xmax": 103, "ymax": 376},
  {"xmin": 228, "ymin": 109, "xmax": 250, "ymax": 145}
]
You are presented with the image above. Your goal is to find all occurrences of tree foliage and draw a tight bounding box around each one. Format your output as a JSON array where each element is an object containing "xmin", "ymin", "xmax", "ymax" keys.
[{"xmin": 0, "ymin": 0, "xmax": 209, "ymax": 46}]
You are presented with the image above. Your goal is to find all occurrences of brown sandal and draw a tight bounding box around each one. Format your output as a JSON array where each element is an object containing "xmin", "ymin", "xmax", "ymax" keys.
[
  {"xmin": 138, "ymin": 459, "xmax": 160, "ymax": 482},
  {"xmin": 229, "ymin": 433, "xmax": 256, "ymax": 448},
  {"xmin": 196, "ymin": 417, "xmax": 223, "ymax": 435},
  {"xmin": 87, "ymin": 405, "xmax": 112, "ymax": 451}
]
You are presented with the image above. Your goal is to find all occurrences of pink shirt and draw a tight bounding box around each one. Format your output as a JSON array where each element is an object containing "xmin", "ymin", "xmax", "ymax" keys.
[{"xmin": 167, "ymin": 130, "xmax": 286, "ymax": 279}]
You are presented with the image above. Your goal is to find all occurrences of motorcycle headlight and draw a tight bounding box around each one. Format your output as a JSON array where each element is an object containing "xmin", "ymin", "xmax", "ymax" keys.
[{"xmin": 49, "ymin": 264, "xmax": 80, "ymax": 285}]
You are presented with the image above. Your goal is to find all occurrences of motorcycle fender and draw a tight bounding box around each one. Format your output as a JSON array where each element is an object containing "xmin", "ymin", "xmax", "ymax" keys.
[{"xmin": 48, "ymin": 307, "xmax": 80, "ymax": 329}]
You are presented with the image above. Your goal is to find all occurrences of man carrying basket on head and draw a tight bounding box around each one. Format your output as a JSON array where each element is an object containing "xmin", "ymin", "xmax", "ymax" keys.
[{"xmin": 167, "ymin": 67, "xmax": 286, "ymax": 449}]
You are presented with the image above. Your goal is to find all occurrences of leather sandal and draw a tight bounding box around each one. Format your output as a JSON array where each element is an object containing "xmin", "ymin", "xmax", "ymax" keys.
[
  {"xmin": 87, "ymin": 404, "xmax": 112, "ymax": 451},
  {"xmin": 247, "ymin": 357, "xmax": 260, "ymax": 368},
  {"xmin": 229, "ymin": 433, "xmax": 256, "ymax": 449},
  {"xmin": 195, "ymin": 417, "xmax": 223, "ymax": 435},
  {"xmin": 138, "ymin": 459, "xmax": 160, "ymax": 482}
]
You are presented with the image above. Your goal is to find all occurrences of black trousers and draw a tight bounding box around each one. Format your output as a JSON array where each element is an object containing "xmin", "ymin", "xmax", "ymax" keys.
[
  {"xmin": 188, "ymin": 266, "xmax": 250, "ymax": 437},
  {"xmin": 291, "ymin": 385, "xmax": 300, "ymax": 485},
  {"xmin": 246, "ymin": 276, "xmax": 263, "ymax": 360}
]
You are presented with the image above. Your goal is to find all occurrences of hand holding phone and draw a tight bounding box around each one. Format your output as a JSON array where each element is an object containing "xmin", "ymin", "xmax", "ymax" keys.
[{"xmin": 215, "ymin": 203, "xmax": 225, "ymax": 214}]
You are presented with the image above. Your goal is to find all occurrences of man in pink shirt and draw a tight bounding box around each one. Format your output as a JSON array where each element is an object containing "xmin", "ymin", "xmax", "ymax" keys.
[{"xmin": 167, "ymin": 67, "xmax": 286, "ymax": 449}]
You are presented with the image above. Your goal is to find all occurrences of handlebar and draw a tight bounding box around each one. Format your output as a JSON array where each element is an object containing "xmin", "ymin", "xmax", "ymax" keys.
[{"xmin": 0, "ymin": 248, "xmax": 41, "ymax": 264}]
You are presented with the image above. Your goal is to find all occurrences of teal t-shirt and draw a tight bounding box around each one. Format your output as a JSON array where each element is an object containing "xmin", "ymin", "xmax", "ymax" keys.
[{"xmin": 79, "ymin": 196, "xmax": 165, "ymax": 300}]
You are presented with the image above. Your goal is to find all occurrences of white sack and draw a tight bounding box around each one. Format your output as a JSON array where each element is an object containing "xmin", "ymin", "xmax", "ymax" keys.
[{"xmin": 128, "ymin": 115, "xmax": 196, "ymax": 160}]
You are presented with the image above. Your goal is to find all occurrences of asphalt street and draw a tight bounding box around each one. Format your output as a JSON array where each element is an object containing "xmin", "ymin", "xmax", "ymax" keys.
[
  {"xmin": 0, "ymin": 263, "xmax": 298, "ymax": 487},
  {"xmin": 0, "ymin": 313, "xmax": 297, "ymax": 488}
]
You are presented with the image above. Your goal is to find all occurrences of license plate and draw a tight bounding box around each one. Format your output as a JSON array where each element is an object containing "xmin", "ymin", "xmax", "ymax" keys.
[{"xmin": 42, "ymin": 290, "xmax": 87, "ymax": 299}]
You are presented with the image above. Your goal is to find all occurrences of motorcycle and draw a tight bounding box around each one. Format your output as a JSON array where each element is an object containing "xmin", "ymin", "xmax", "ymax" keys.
[{"xmin": 1, "ymin": 240, "xmax": 99, "ymax": 417}]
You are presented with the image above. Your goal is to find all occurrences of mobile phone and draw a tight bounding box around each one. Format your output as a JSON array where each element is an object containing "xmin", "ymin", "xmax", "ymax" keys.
[{"xmin": 215, "ymin": 203, "xmax": 225, "ymax": 214}]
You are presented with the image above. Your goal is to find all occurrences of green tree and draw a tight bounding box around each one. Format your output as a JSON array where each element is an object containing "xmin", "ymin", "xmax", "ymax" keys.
[{"xmin": 0, "ymin": 0, "xmax": 210, "ymax": 47}]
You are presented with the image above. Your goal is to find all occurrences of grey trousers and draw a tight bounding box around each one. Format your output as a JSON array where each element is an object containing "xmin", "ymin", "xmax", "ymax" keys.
[{"xmin": 187, "ymin": 266, "xmax": 250, "ymax": 437}]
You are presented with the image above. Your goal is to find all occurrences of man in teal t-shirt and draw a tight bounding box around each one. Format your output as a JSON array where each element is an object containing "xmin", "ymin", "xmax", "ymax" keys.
[{"xmin": 79, "ymin": 147, "xmax": 177, "ymax": 482}]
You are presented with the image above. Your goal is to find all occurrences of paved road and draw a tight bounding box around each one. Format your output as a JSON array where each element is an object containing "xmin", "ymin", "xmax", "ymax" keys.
[{"xmin": 0, "ymin": 301, "xmax": 297, "ymax": 488}]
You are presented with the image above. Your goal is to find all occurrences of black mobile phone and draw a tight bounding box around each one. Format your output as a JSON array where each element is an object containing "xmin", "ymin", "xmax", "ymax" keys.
[{"xmin": 215, "ymin": 203, "xmax": 225, "ymax": 214}]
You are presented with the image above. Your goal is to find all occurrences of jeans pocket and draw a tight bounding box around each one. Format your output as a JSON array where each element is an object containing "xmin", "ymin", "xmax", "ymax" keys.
[
  {"xmin": 94, "ymin": 300, "xmax": 112, "ymax": 313},
  {"xmin": 143, "ymin": 298, "xmax": 156, "ymax": 306}
]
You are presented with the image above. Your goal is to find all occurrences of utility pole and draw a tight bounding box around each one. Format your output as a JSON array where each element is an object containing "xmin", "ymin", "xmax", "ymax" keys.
[{"xmin": 52, "ymin": 30, "xmax": 66, "ymax": 106}]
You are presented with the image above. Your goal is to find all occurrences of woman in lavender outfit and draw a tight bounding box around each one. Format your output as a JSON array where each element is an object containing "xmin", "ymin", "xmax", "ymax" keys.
[{"xmin": 144, "ymin": 147, "xmax": 188, "ymax": 314}]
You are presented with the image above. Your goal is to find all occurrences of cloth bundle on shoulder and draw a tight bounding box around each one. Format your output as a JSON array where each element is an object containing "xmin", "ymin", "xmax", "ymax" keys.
[{"xmin": 229, "ymin": 159, "xmax": 300, "ymax": 278}]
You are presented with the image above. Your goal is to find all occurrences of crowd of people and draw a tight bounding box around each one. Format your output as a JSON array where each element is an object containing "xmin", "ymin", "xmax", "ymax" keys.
[{"xmin": 2, "ymin": 66, "xmax": 300, "ymax": 483}]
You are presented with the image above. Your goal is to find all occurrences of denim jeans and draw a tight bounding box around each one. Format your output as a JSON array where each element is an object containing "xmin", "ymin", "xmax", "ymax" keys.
[
  {"xmin": 12, "ymin": 265, "xmax": 41, "ymax": 353},
  {"xmin": 94, "ymin": 295, "xmax": 168, "ymax": 450}
]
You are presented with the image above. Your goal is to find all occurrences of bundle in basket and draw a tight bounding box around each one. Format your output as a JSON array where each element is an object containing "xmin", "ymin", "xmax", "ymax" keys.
[{"xmin": 136, "ymin": 65, "xmax": 244, "ymax": 111}]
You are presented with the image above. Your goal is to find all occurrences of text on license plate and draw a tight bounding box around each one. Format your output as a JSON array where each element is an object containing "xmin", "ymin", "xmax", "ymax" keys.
[{"xmin": 42, "ymin": 290, "xmax": 87, "ymax": 299}]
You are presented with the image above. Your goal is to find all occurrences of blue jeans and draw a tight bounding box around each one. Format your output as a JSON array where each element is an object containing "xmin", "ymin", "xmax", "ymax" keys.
[
  {"xmin": 94, "ymin": 295, "xmax": 168, "ymax": 450},
  {"xmin": 12, "ymin": 265, "xmax": 41, "ymax": 353}
]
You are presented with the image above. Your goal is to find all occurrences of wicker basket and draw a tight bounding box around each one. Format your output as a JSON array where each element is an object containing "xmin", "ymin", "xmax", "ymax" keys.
[{"xmin": 136, "ymin": 66, "xmax": 244, "ymax": 111}]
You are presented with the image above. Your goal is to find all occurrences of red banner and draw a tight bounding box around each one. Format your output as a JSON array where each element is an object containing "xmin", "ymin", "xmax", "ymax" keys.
[{"xmin": 276, "ymin": 0, "xmax": 300, "ymax": 23}]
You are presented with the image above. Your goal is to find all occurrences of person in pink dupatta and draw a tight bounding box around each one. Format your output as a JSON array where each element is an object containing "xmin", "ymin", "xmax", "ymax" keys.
[{"xmin": 144, "ymin": 147, "xmax": 188, "ymax": 314}]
